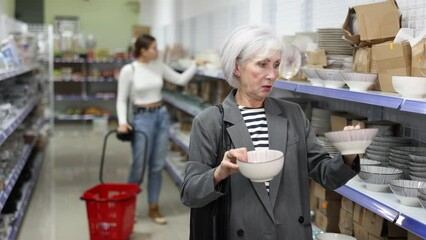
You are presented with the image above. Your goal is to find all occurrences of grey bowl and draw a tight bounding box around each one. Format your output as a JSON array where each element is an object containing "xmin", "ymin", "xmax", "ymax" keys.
[
  {"xmin": 373, "ymin": 136, "xmax": 412, "ymax": 144},
  {"xmin": 390, "ymin": 146, "xmax": 426, "ymax": 155},
  {"xmin": 409, "ymin": 154, "xmax": 426, "ymax": 164},
  {"xmin": 389, "ymin": 180, "xmax": 426, "ymax": 197},
  {"xmin": 410, "ymin": 171, "xmax": 426, "ymax": 178},
  {"xmin": 365, "ymin": 152, "xmax": 389, "ymax": 162},
  {"xmin": 360, "ymin": 159, "xmax": 382, "ymax": 166},
  {"xmin": 409, "ymin": 166, "xmax": 426, "ymax": 172},
  {"xmin": 358, "ymin": 166, "xmax": 403, "ymax": 184},
  {"xmin": 410, "ymin": 175, "xmax": 426, "ymax": 182},
  {"xmin": 409, "ymin": 161, "xmax": 426, "ymax": 168},
  {"xmin": 418, "ymin": 195, "xmax": 426, "ymax": 210}
]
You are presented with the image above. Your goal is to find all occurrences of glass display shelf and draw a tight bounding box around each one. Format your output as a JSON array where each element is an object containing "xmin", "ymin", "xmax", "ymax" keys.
[{"xmin": 0, "ymin": 96, "xmax": 41, "ymax": 146}]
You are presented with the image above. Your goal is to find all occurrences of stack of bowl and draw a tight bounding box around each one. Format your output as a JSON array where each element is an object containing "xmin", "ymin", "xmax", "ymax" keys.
[
  {"xmin": 311, "ymin": 108, "xmax": 331, "ymax": 136},
  {"xmin": 417, "ymin": 188, "xmax": 426, "ymax": 210},
  {"xmin": 408, "ymin": 153, "xmax": 426, "ymax": 181},
  {"xmin": 358, "ymin": 166, "xmax": 403, "ymax": 192},
  {"xmin": 365, "ymin": 136, "xmax": 412, "ymax": 166},
  {"xmin": 389, "ymin": 147, "xmax": 426, "ymax": 179},
  {"xmin": 301, "ymin": 67, "xmax": 324, "ymax": 87},
  {"xmin": 389, "ymin": 179, "xmax": 426, "ymax": 206},
  {"xmin": 341, "ymin": 72, "xmax": 378, "ymax": 92},
  {"xmin": 324, "ymin": 128, "xmax": 379, "ymax": 155},
  {"xmin": 315, "ymin": 69, "xmax": 346, "ymax": 89},
  {"xmin": 360, "ymin": 158, "xmax": 382, "ymax": 167}
]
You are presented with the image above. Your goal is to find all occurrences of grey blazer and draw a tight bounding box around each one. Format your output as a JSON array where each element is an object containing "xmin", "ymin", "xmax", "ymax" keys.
[{"xmin": 181, "ymin": 89, "xmax": 358, "ymax": 240}]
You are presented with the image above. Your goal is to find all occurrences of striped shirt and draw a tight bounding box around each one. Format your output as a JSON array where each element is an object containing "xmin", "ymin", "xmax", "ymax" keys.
[{"xmin": 239, "ymin": 106, "xmax": 270, "ymax": 192}]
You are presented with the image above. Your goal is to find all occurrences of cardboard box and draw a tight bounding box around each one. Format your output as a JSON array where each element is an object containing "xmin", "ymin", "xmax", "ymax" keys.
[
  {"xmin": 352, "ymin": 203, "xmax": 365, "ymax": 224},
  {"xmin": 339, "ymin": 226, "xmax": 353, "ymax": 237},
  {"xmin": 341, "ymin": 197, "xmax": 354, "ymax": 214},
  {"xmin": 339, "ymin": 208, "xmax": 353, "ymax": 231},
  {"xmin": 368, "ymin": 234, "xmax": 382, "ymax": 240},
  {"xmin": 354, "ymin": 47, "xmax": 372, "ymax": 73},
  {"xmin": 342, "ymin": 0, "xmax": 400, "ymax": 46},
  {"xmin": 354, "ymin": 222, "xmax": 369, "ymax": 240},
  {"xmin": 373, "ymin": 41, "xmax": 412, "ymax": 93},
  {"xmin": 408, "ymin": 231, "xmax": 424, "ymax": 240},
  {"xmin": 411, "ymin": 38, "xmax": 426, "ymax": 77},
  {"xmin": 363, "ymin": 209, "xmax": 384, "ymax": 237},
  {"xmin": 307, "ymin": 50, "xmax": 327, "ymax": 67},
  {"xmin": 318, "ymin": 199, "xmax": 341, "ymax": 217},
  {"xmin": 313, "ymin": 181, "xmax": 342, "ymax": 201},
  {"xmin": 315, "ymin": 210, "xmax": 340, "ymax": 233}
]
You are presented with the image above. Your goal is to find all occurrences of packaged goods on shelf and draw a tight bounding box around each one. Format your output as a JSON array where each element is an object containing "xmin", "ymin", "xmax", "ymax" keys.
[{"xmin": 411, "ymin": 39, "xmax": 426, "ymax": 77}]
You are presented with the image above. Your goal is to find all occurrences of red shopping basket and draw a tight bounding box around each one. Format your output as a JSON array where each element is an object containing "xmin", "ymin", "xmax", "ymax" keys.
[{"xmin": 81, "ymin": 130, "xmax": 147, "ymax": 240}]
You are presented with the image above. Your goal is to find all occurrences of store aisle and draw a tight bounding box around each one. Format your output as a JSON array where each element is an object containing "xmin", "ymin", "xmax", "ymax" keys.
[{"xmin": 18, "ymin": 123, "xmax": 190, "ymax": 240}]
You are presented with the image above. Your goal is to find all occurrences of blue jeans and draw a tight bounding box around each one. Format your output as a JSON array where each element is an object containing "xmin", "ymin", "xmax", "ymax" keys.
[{"xmin": 129, "ymin": 106, "xmax": 170, "ymax": 205}]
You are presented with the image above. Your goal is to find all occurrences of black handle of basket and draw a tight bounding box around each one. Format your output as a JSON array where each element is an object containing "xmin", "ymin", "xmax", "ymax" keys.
[{"xmin": 99, "ymin": 129, "xmax": 148, "ymax": 183}]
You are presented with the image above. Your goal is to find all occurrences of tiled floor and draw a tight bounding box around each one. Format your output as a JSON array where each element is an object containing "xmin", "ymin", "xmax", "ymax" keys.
[{"xmin": 18, "ymin": 123, "xmax": 190, "ymax": 240}]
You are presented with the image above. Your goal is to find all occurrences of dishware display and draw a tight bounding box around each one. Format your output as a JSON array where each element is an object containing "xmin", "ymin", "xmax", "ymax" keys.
[
  {"xmin": 324, "ymin": 128, "xmax": 379, "ymax": 155},
  {"xmin": 360, "ymin": 158, "xmax": 382, "ymax": 166},
  {"xmin": 237, "ymin": 149, "xmax": 284, "ymax": 182},
  {"xmin": 389, "ymin": 180, "xmax": 426, "ymax": 206}
]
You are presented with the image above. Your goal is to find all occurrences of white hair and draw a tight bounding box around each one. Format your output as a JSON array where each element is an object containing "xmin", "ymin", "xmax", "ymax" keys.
[{"xmin": 220, "ymin": 25, "xmax": 283, "ymax": 88}]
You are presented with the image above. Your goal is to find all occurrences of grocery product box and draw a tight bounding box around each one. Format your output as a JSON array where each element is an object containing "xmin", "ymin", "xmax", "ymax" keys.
[
  {"xmin": 372, "ymin": 41, "xmax": 412, "ymax": 93},
  {"xmin": 342, "ymin": 0, "xmax": 400, "ymax": 46},
  {"xmin": 411, "ymin": 39, "xmax": 426, "ymax": 77}
]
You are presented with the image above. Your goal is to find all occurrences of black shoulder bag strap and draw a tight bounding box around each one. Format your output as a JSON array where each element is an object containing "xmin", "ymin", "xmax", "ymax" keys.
[{"xmin": 189, "ymin": 104, "xmax": 231, "ymax": 240}]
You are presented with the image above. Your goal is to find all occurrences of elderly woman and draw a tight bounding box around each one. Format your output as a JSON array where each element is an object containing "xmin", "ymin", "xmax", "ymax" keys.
[{"xmin": 181, "ymin": 25, "xmax": 359, "ymax": 240}]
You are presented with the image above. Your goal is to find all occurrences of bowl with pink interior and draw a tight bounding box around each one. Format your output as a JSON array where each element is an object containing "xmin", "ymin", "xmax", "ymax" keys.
[
  {"xmin": 237, "ymin": 149, "xmax": 284, "ymax": 182},
  {"xmin": 324, "ymin": 128, "xmax": 379, "ymax": 155}
]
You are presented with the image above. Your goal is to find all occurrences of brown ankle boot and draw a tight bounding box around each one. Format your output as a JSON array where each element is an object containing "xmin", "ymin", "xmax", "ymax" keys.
[{"xmin": 148, "ymin": 204, "xmax": 167, "ymax": 224}]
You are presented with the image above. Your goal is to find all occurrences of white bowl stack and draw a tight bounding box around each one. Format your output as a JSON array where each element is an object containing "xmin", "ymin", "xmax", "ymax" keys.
[
  {"xmin": 389, "ymin": 147, "xmax": 426, "ymax": 179},
  {"xmin": 389, "ymin": 179, "xmax": 426, "ymax": 206}
]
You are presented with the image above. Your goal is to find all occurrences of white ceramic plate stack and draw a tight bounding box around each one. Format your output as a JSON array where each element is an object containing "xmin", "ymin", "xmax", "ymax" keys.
[
  {"xmin": 389, "ymin": 179, "xmax": 426, "ymax": 206},
  {"xmin": 311, "ymin": 108, "xmax": 331, "ymax": 136},
  {"xmin": 358, "ymin": 166, "xmax": 403, "ymax": 192},
  {"xmin": 365, "ymin": 136, "xmax": 412, "ymax": 166},
  {"xmin": 317, "ymin": 136, "xmax": 339, "ymax": 157},
  {"xmin": 408, "ymin": 153, "xmax": 426, "ymax": 181},
  {"xmin": 317, "ymin": 28, "xmax": 353, "ymax": 56},
  {"xmin": 389, "ymin": 147, "xmax": 426, "ymax": 180}
]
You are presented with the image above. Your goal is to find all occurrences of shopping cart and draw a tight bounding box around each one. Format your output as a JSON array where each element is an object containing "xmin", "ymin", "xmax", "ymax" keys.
[{"xmin": 81, "ymin": 129, "xmax": 147, "ymax": 240}]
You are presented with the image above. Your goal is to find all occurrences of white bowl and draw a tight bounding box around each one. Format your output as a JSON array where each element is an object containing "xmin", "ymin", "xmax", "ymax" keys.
[
  {"xmin": 341, "ymin": 72, "xmax": 377, "ymax": 82},
  {"xmin": 392, "ymin": 76, "xmax": 426, "ymax": 98},
  {"xmin": 315, "ymin": 233, "xmax": 356, "ymax": 240},
  {"xmin": 343, "ymin": 80, "xmax": 375, "ymax": 91},
  {"xmin": 324, "ymin": 128, "xmax": 379, "ymax": 155},
  {"xmin": 358, "ymin": 166, "xmax": 403, "ymax": 185},
  {"xmin": 323, "ymin": 80, "xmax": 346, "ymax": 89},
  {"xmin": 315, "ymin": 69, "xmax": 344, "ymax": 81},
  {"xmin": 389, "ymin": 180, "xmax": 426, "ymax": 206},
  {"xmin": 237, "ymin": 149, "xmax": 284, "ymax": 182},
  {"xmin": 307, "ymin": 78, "xmax": 324, "ymax": 87},
  {"xmin": 361, "ymin": 158, "xmax": 382, "ymax": 166},
  {"xmin": 301, "ymin": 67, "xmax": 320, "ymax": 79}
]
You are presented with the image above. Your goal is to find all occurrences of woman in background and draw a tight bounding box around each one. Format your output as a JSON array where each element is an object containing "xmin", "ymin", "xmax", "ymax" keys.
[{"xmin": 117, "ymin": 34, "xmax": 196, "ymax": 224}]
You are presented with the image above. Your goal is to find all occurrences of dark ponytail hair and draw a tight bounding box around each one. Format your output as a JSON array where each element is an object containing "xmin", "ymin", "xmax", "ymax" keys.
[{"xmin": 133, "ymin": 34, "xmax": 156, "ymax": 58}]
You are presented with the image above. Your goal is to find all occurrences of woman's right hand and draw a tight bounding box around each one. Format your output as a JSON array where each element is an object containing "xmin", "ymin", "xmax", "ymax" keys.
[
  {"xmin": 117, "ymin": 124, "xmax": 132, "ymax": 133},
  {"xmin": 213, "ymin": 147, "xmax": 247, "ymax": 185}
]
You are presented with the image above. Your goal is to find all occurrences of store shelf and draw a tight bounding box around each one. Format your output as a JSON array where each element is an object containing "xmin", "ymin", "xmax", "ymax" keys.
[
  {"xmin": 399, "ymin": 99, "xmax": 426, "ymax": 114},
  {"xmin": 335, "ymin": 178, "xmax": 426, "ymax": 238},
  {"xmin": 54, "ymin": 95, "xmax": 116, "ymax": 101},
  {"xmin": 197, "ymin": 69, "xmax": 224, "ymax": 79},
  {"xmin": 273, "ymin": 80, "xmax": 299, "ymax": 91},
  {"xmin": 55, "ymin": 114, "xmax": 113, "ymax": 120},
  {"xmin": 86, "ymin": 59, "xmax": 131, "ymax": 64},
  {"xmin": 54, "ymin": 58, "xmax": 85, "ymax": 63},
  {"xmin": 165, "ymin": 157, "xmax": 184, "ymax": 186},
  {"xmin": 86, "ymin": 77, "xmax": 117, "ymax": 82},
  {"xmin": 6, "ymin": 150, "xmax": 44, "ymax": 240},
  {"xmin": 162, "ymin": 92, "xmax": 205, "ymax": 117},
  {"xmin": 169, "ymin": 127, "xmax": 190, "ymax": 153},
  {"xmin": 0, "ymin": 96, "xmax": 41, "ymax": 146},
  {"xmin": 0, "ymin": 65, "xmax": 37, "ymax": 83},
  {"xmin": 0, "ymin": 139, "xmax": 37, "ymax": 211}
]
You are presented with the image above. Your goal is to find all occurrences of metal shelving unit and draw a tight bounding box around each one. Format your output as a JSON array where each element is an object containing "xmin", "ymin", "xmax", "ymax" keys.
[
  {"xmin": 0, "ymin": 66, "xmax": 37, "ymax": 83},
  {"xmin": 54, "ymin": 95, "xmax": 116, "ymax": 101},
  {"xmin": 162, "ymin": 70, "xmax": 426, "ymax": 238},
  {"xmin": 5, "ymin": 150, "xmax": 44, "ymax": 240},
  {"xmin": 55, "ymin": 114, "xmax": 113, "ymax": 120}
]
